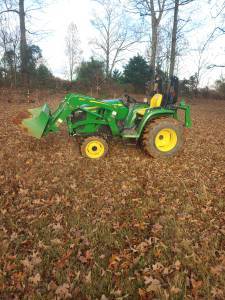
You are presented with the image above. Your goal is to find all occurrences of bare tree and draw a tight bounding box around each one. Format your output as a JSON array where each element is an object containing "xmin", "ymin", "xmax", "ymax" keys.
[
  {"xmin": 194, "ymin": 40, "xmax": 213, "ymax": 91},
  {"xmin": 146, "ymin": 23, "xmax": 170, "ymax": 75},
  {"xmin": 169, "ymin": 0, "xmax": 179, "ymax": 77},
  {"xmin": 0, "ymin": 21, "xmax": 9, "ymax": 78},
  {"xmin": 0, "ymin": 25, "xmax": 20, "ymax": 86},
  {"xmin": 130, "ymin": 0, "xmax": 195, "ymax": 78},
  {"xmin": 91, "ymin": 0, "xmax": 141, "ymax": 78},
  {"xmin": 0, "ymin": 0, "xmax": 28, "ymax": 83},
  {"xmin": 65, "ymin": 23, "xmax": 82, "ymax": 82},
  {"xmin": 205, "ymin": 0, "xmax": 225, "ymax": 68},
  {"xmin": 169, "ymin": 0, "xmax": 195, "ymax": 77},
  {"xmin": 0, "ymin": 0, "xmax": 45, "ymax": 84},
  {"xmin": 130, "ymin": 0, "xmax": 167, "ymax": 77},
  {"xmin": 19, "ymin": 0, "xmax": 27, "ymax": 82}
]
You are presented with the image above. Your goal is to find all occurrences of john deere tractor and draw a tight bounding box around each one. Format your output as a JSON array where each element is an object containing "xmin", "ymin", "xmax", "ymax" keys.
[{"xmin": 15, "ymin": 83, "xmax": 191, "ymax": 159}]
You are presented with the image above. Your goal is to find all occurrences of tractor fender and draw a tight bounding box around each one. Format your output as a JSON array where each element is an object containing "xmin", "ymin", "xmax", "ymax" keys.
[{"xmin": 137, "ymin": 108, "xmax": 175, "ymax": 138}]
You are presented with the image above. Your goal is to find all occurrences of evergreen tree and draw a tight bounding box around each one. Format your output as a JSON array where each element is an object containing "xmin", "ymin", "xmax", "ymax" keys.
[
  {"xmin": 112, "ymin": 69, "xmax": 123, "ymax": 83},
  {"xmin": 76, "ymin": 57, "xmax": 105, "ymax": 89},
  {"xmin": 36, "ymin": 64, "xmax": 53, "ymax": 85},
  {"xmin": 26, "ymin": 45, "xmax": 42, "ymax": 75},
  {"xmin": 123, "ymin": 55, "xmax": 153, "ymax": 91}
]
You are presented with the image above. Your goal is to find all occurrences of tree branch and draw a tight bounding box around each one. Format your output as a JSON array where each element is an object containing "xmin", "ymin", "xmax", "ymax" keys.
[
  {"xmin": 207, "ymin": 64, "xmax": 225, "ymax": 69},
  {"xmin": 0, "ymin": 9, "xmax": 19, "ymax": 15}
]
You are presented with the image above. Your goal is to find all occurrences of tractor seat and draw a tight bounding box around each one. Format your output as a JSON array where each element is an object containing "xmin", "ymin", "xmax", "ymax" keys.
[{"xmin": 137, "ymin": 94, "xmax": 163, "ymax": 116}]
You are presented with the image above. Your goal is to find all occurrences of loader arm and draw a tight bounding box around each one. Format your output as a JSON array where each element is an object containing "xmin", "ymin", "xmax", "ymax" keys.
[
  {"xmin": 16, "ymin": 94, "xmax": 128, "ymax": 139},
  {"xmin": 45, "ymin": 94, "xmax": 127, "ymax": 136}
]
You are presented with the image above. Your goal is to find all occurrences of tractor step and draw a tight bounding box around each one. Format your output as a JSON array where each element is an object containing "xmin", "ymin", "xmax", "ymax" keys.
[{"xmin": 121, "ymin": 128, "xmax": 139, "ymax": 139}]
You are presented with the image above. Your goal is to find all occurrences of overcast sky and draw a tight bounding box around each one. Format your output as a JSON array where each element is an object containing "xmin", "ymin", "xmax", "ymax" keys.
[{"xmin": 30, "ymin": 0, "xmax": 225, "ymax": 87}]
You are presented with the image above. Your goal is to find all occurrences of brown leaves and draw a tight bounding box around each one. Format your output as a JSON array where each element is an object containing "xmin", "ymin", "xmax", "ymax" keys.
[
  {"xmin": 21, "ymin": 252, "xmax": 42, "ymax": 272},
  {"xmin": 152, "ymin": 262, "xmax": 164, "ymax": 272},
  {"xmin": 210, "ymin": 265, "xmax": 224, "ymax": 276},
  {"xmin": 77, "ymin": 249, "xmax": 93, "ymax": 264},
  {"xmin": 152, "ymin": 223, "xmax": 163, "ymax": 234},
  {"xmin": 109, "ymin": 254, "xmax": 121, "ymax": 269},
  {"xmin": 29, "ymin": 273, "xmax": 41, "ymax": 285},
  {"xmin": 134, "ymin": 221, "xmax": 147, "ymax": 230},
  {"xmin": 174, "ymin": 260, "xmax": 181, "ymax": 271},
  {"xmin": 51, "ymin": 238, "xmax": 63, "ymax": 245},
  {"xmin": 170, "ymin": 286, "xmax": 181, "ymax": 294},
  {"xmin": 56, "ymin": 249, "xmax": 74, "ymax": 269},
  {"xmin": 55, "ymin": 283, "xmax": 72, "ymax": 299},
  {"xmin": 190, "ymin": 276, "xmax": 203, "ymax": 296},
  {"xmin": 84, "ymin": 271, "xmax": 92, "ymax": 285},
  {"xmin": 138, "ymin": 276, "xmax": 161, "ymax": 298},
  {"xmin": 146, "ymin": 278, "xmax": 161, "ymax": 292},
  {"xmin": 11, "ymin": 272, "xmax": 25, "ymax": 290},
  {"xmin": 211, "ymin": 287, "xmax": 224, "ymax": 299},
  {"xmin": 1, "ymin": 97, "xmax": 225, "ymax": 299}
]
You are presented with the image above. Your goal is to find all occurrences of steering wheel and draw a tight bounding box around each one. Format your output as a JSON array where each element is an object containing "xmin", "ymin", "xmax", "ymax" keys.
[{"xmin": 123, "ymin": 94, "xmax": 137, "ymax": 104}]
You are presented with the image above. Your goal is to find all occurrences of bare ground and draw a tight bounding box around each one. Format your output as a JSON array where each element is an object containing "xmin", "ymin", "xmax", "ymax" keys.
[{"xmin": 0, "ymin": 91, "xmax": 225, "ymax": 299}]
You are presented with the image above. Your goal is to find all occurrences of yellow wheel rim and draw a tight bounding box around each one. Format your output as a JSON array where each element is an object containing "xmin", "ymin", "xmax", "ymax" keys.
[
  {"xmin": 155, "ymin": 128, "xmax": 178, "ymax": 152},
  {"xmin": 85, "ymin": 141, "xmax": 105, "ymax": 158}
]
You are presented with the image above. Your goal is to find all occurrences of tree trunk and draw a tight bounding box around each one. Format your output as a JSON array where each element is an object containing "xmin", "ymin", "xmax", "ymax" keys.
[
  {"xmin": 69, "ymin": 54, "xmax": 73, "ymax": 82},
  {"xmin": 19, "ymin": 0, "xmax": 28, "ymax": 85},
  {"xmin": 13, "ymin": 47, "xmax": 17, "ymax": 87},
  {"xmin": 105, "ymin": 27, "xmax": 110, "ymax": 78},
  {"xmin": 151, "ymin": 20, "xmax": 158, "ymax": 78},
  {"xmin": 169, "ymin": 0, "xmax": 179, "ymax": 78},
  {"xmin": 2, "ymin": 36, "xmax": 7, "ymax": 80},
  {"xmin": 106, "ymin": 49, "xmax": 110, "ymax": 78}
]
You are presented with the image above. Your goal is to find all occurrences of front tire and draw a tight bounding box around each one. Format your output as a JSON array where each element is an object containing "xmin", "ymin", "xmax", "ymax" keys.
[
  {"xmin": 80, "ymin": 136, "xmax": 108, "ymax": 159},
  {"xmin": 142, "ymin": 118, "xmax": 184, "ymax": 158}
]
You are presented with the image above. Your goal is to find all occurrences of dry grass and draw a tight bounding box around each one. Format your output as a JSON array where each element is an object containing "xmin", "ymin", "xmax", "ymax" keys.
[{"xmin": 0, "ymin": 90, "xmax": 225, "ymax": 299}]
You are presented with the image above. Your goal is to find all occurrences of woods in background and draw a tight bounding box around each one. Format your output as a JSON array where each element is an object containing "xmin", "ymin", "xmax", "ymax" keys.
[
  {"xmin": 0, "ymin": 0, "xmax": 225, "ymax": 98},
  {"xmin": 0, "ymin": 0, "xmax": 53, "ymax": 87}
]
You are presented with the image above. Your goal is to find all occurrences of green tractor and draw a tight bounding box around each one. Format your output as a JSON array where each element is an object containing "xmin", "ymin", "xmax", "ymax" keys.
[{"xmin": 15, "ymin": 88, "xmax": 191, "ymax": 159}]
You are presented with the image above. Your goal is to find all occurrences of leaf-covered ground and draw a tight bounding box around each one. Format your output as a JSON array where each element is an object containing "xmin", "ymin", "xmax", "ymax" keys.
[{"xmin": 0, "ymin": 91, "xmax": 225, "ymax": 299}]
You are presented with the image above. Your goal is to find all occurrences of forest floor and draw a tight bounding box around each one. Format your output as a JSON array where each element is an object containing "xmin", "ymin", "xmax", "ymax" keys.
[{"xmin": 0, "ymin": 89, "xmax": 225, "ymax": 299}]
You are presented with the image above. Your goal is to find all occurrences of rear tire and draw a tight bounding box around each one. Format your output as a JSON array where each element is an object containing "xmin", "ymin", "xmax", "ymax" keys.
[{"xmin": 142, "ymin": 117, "xmax": 184, "ymax": 158}]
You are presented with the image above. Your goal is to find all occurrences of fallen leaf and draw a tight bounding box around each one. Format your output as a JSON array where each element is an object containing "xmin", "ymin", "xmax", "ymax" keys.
[
  {"xmin": 56, "ymin": 249, "xmax": 74, "ymax": 268},
  {"xmin": 109, "ymin": 254, "xmax": 121, "ymax": 269},
  {"xmin": 21, "ymin": 258, "xmax": 34, "ymax": 272},
  {"xmin": 77, "ymin": 250, "xmax": 93, "ymax": 264},
  {"xmin": 29, "ymin": 273, "xmax": 41, "ymax": 285},
  {"xmin": 55, "ymin": 283, "xmax": 72, "ymax": 299},
  {"xmin": 144, "ymin": 276, "xmax": 154, "ymax": 286},
  {"xmin": 84, "ymin": 271, "xmax": 92, "ymax": 284},
  {"xmin": 210, "ymin": 265, "xmax": 224, "ymax": 276},
  {"xmin": 170, "ymin": 286, "xmax": 181, "ymax": 294},
  {"xmin": 191, "ymin": 277, "xmax": 203, "ymax": 293},
  {"xmin": 152, "ymin": 223, "xmax": 163, "ymax": 234},
  {"xmin": 211, "ymin": 287, "xmax": 224, "ymax": 298},
  {"xmin": 152, "ymin": 262, "xmax": 164, "ymax": 272},
  {"xmin": 31, "ymin": 252, "xmax": 42, "ymax": 265},
  {"xmin": 51, "ymin": 238, "xmax": 62, "ymax": 245},
  {"xmin": 136, "ymin": 241, "xmax": 149, "ymax": 253},
  {"xmin": 146, "ymin": 278, "xmax": 161, "ymax": 292},
  {"xmin": 174, "ymin": 260, "xmax": 181, "ymax": 271},
  {"xmin": 139, "ymin": 288, "xmax": 148, "ymax": 300}
]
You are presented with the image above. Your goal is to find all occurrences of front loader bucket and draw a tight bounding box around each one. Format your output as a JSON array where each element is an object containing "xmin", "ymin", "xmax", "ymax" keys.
[{"xmin": 13, "ymin": 104, "xmax": 51, "ymax": 139}]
